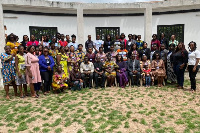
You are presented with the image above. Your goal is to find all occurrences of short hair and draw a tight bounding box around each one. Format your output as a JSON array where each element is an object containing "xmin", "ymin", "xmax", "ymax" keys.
[
  {"xmin": 71, "ymin": 34, "xmax": 76, "ymax": 38},
  {"xmin": 78, "ymin": 44, "xmax": 83, "ymax": 47},
  {"xmin": 18, "ymin": 45, "xmax": 24, "ymax": 50},
  {"xmin": 4, "ymin": 45, "xmax": 10, "ymax": 50},
  {"xmin": 43, "ymin": 46, "xmax": 49, "ymax": 51},
  {"xmin": 188, "ymin": 41, "xmax": 197, "ymax": 51},
  {"xmin": 152, "ymin": 34, "xmax": 157, "ymax": 38}
]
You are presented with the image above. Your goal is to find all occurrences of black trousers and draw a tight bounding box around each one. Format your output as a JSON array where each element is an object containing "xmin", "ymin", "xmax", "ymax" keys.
[
  {"xmin": 81, "ymin": 73, "xmax": 93, "ymax": 88},
  {"xmin": 41, "ymin": 71, "xmax": 53, "ymax": 92},
  {"xmin": 129, "ymin": 72, "xmax": 140, "ymax": 86},
  {"xmin": 94, "ymin": 72, "xmax": 106, "ymax": 88},
  {"xmin": 188, "ymin": 65, "xmax": 199, "ymax": 91}
]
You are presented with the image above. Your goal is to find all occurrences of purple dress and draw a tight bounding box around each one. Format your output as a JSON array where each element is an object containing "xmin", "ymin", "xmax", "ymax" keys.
[{"xmin": 116, "ymin": 61, "xmax": 128, "ymax": 87}]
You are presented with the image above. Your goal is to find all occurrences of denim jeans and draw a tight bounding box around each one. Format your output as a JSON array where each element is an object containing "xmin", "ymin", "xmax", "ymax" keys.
[{"xmin": 145, "ymin": 76, "xmax": 151, "ymax": 86}]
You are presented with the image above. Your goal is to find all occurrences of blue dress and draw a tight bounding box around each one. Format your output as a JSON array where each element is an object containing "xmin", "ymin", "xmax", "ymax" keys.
[{"xmin": 1, "ymin": 53, "xmax": 16, "ymax": 85}]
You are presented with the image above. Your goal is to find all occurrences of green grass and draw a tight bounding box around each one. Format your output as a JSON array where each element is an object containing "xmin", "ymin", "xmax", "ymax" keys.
[{"xmin": 0, "ymin": 80, "xmax": 200, "ymax": 132}]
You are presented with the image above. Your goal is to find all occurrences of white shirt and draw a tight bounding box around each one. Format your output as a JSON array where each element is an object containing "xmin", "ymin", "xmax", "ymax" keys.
[
  {"xmin": 188, "ymin": 50, "xmax": 200, "ymax": 65},
  {"xmin": 94, "ymin": 40, "xmax": 103, "ymax": 51}
]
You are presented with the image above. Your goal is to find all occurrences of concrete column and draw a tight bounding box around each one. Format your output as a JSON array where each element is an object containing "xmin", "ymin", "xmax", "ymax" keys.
[
  {"xmin": 144, "ymin": 6, "xmax": 152, "ymax": 48},
  {"xmin": 0, "ymin": 3, "xmax": 5, "ymax": 88},
  {"xmin": 77, "ymin": 6, "xmax": 84, "ymax": 46}
]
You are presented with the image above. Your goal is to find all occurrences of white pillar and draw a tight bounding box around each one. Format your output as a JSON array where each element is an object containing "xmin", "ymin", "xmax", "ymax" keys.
[
  {"xmin": 0, "ymin": 3, "xmax": 5, "ymax": 88},
  {"xmin": 144, "ymin": 6, "xmax": 152, "ymax": 48},
  {"xmin": 77, "ymin": 6, "xmax": 84, "ymax": 46}
]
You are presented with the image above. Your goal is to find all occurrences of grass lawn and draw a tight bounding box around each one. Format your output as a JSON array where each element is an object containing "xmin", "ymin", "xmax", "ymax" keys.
[{"xmin": 0, "ymin": 80, "xmax": 200, "ymax": 133}]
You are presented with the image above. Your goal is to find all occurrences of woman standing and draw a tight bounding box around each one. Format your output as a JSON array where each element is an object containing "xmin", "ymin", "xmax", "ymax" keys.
[
  {"xmin": 171, "ymin": 42, "xmax": 188, "ymax": 89},
  {"xmin": 15, "ymin": 46, "xmax": 28, "ymax": 98},
  {"xmin": 25, "ymin": 46, "xmax": 42, "ymax": 98},
  {"xmin": 86, "ymin": 47, "xmax": 96, "ymax": 63},
  {"xmin": 41, "ymin": 35, "xmax": 49, "ymax": 47},
  {"xmin": 128, "ymin": 43, "xmax": 139, "ymax": 60},
  {"xmin": 6, "ymin": 33, "xmax": 20, "ymax": 55},
  {"xmin": 139, "ymin": 42, "xmax": 151, "ymax": 60},
  {"xmin": 56, "ymin": 46, "xmax": 69, "ymax": 78},
  {"xmin": 188, "ymin": 41, "xmax": 200, "ymax": 92},
  {"xmin": 39, "ymin": 47, "xmax": 55, "ymax": 94},
  {"xmin": 49, "ymin": 43, "xmax": 58, "ymax": 71},
  {"xmin": 104, "ymin": 34, "xmax": 113, "ymax": 53},
  {"xmin": 1, "ymin": 46, "xmax": 18, "ymax": 99},
  {"xmin": 151, "ymin": 53, "xmax": 166, "ymax": 87},
  {"xmin": 27, "ymin": 35, "xmax": 39, "ymax": 47},
  {"xmin": 67, "ymin": 45, "xmax": 80, "ymax": 71},
  {"xmin": 116, "ymin": 54, "xmax": 128, "ymax": 88},
  {"xmin": 167, "ymin": 44, "xmax": 177, "ymax": 84},
  {"xmin": 151, "ymin": 34, "xmax": 160, "ymax": 51},
  {"xmin": 103, "ymin": 54, "xmax": 119, "ymax": 87},
  {"xmin": 96, "ymin": 47, "xmax": 107, "ymax": 62},
  {"xmin": 21, "ymin": 35, "xmax": 29, "ymax": 52}
]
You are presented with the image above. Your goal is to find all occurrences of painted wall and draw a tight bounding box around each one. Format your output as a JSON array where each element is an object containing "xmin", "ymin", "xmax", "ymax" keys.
[{"xmin": 3, "ymin": 11, "xmax": 200, "ymax": 50}]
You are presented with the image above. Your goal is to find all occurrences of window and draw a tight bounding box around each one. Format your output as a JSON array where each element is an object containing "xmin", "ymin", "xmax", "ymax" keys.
[
  {"xmin": 157, "ymin": 24, "xmax": 184, "ymax": 43},
  {"xmin": 96, "ymin": 27, "xmax": 120, "ymax": 41},
  {"xmin": 29, "ymin": 26, "xmax": 58, "ymax": 41}
]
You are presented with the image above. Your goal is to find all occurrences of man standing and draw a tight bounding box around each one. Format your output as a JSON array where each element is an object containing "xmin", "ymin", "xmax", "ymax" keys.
[
  {"xmin": 93, "ymin": 35, "xmax": 103, "ymax": 54},
  {"xmin": 85, "ymin": 35, "xmax": 94, "ymax": 52}
]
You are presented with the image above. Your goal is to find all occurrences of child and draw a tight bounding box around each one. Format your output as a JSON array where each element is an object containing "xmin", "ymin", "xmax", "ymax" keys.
[{"xmin": 143, "ymin": 65, "xmax": 151, "ymax": 88}]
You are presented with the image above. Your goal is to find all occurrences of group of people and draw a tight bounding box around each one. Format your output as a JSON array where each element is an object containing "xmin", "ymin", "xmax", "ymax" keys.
[{"xmin": 1, "ymin": 32, "xmax": 199, "ymax": 99}]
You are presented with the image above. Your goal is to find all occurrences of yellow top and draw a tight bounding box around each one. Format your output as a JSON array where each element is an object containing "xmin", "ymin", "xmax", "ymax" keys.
[
  {"xmin": 6, "ymin": 41, "xmax": 20, "ymax": 55},
  {"xmin": 16, "ymin": 54, "xmax": 26, "ymax": 74}
]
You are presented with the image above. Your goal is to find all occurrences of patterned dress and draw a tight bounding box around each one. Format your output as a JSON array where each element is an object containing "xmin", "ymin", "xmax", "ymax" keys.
[
  {"xmin": 57, "ymin": 53, "xmax": 69, "ymax": 78},
  {"xmin": 6, "ymin": 42, "xmax": 20, "ymax": 55},
  {"xmin": 67, "ymin": 52, "xmax": 80, "ymax": 71},
  {"xmin": 151, "ymin": 59, "xmax": 166, "ymax": 79},
  {"xmin": 49, "ymin": 49, "xmax": 58, "ymax": 71},
  {"xmin": 76, "ymin": 51, "xmax": 85, "ymax": 63},
  {"xmin": 167, "ymin": 52, "xmax": 177, "ymax": 82},
  {"xmin": 103, "ymin": 61, "xmax": 119, "ymax": 77},
  {"xmin": 1, "ymin": 53, "xmax": 16, "ymax": 85},
  {"xmin": 52, "ymin": 72, "xmax": 68, "ymax": 90}
]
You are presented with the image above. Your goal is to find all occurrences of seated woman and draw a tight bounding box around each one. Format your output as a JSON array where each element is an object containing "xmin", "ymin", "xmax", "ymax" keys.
[
  {"xmin": 1, "ymin": 46, "xmax": 18, "ymax": 99},
  {"xmin": 116, "ymin": 54, "xmax": 128, "ymax": 88},
  {"xmin": 52, "ymin": 65, "xmax": 68, "ymax": 92},
  {"xmin": 140, "ymin": 55, "xmax": 152, "ymax": 85},
  {"xmin": 96, "ymin": 47, "xmax": 107, "ymax": 62},
  {"xmin": 103, "ymin": 54, "xmax": 119, "ymax": 87},
  {"xmin": 67, "ymin": 45, "xmax": 80, "ymax": 71},
  {"xmin": 69, "ymin": 64, "xmax": 83, "ymax": 91},
  {"xmin": 151, "ymin": 53, "xmax": 166, "ymax": 87},
  {"xmin": 127, "ymin": 43, "xmax": 140, "ymax": 60},
  {"xmin": 86, "ymin": 47, "xmax": 96, "ymax": 63}
]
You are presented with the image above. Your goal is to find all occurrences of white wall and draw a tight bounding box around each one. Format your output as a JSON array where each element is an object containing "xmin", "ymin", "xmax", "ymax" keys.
[
  {"xmin": 83, "ymin": 16, "xmax": 144, "ymax": 42},
  {"xmin": 4, "ymin": 13, "xmax": 77, "ymax": 42},
  {"xmin": 4, "ymin": 12, "xmax": 200, "ymax": 51},
  {"xmin": 152, "ymin": 12, "xmax": 200, "ymax": 51}
]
